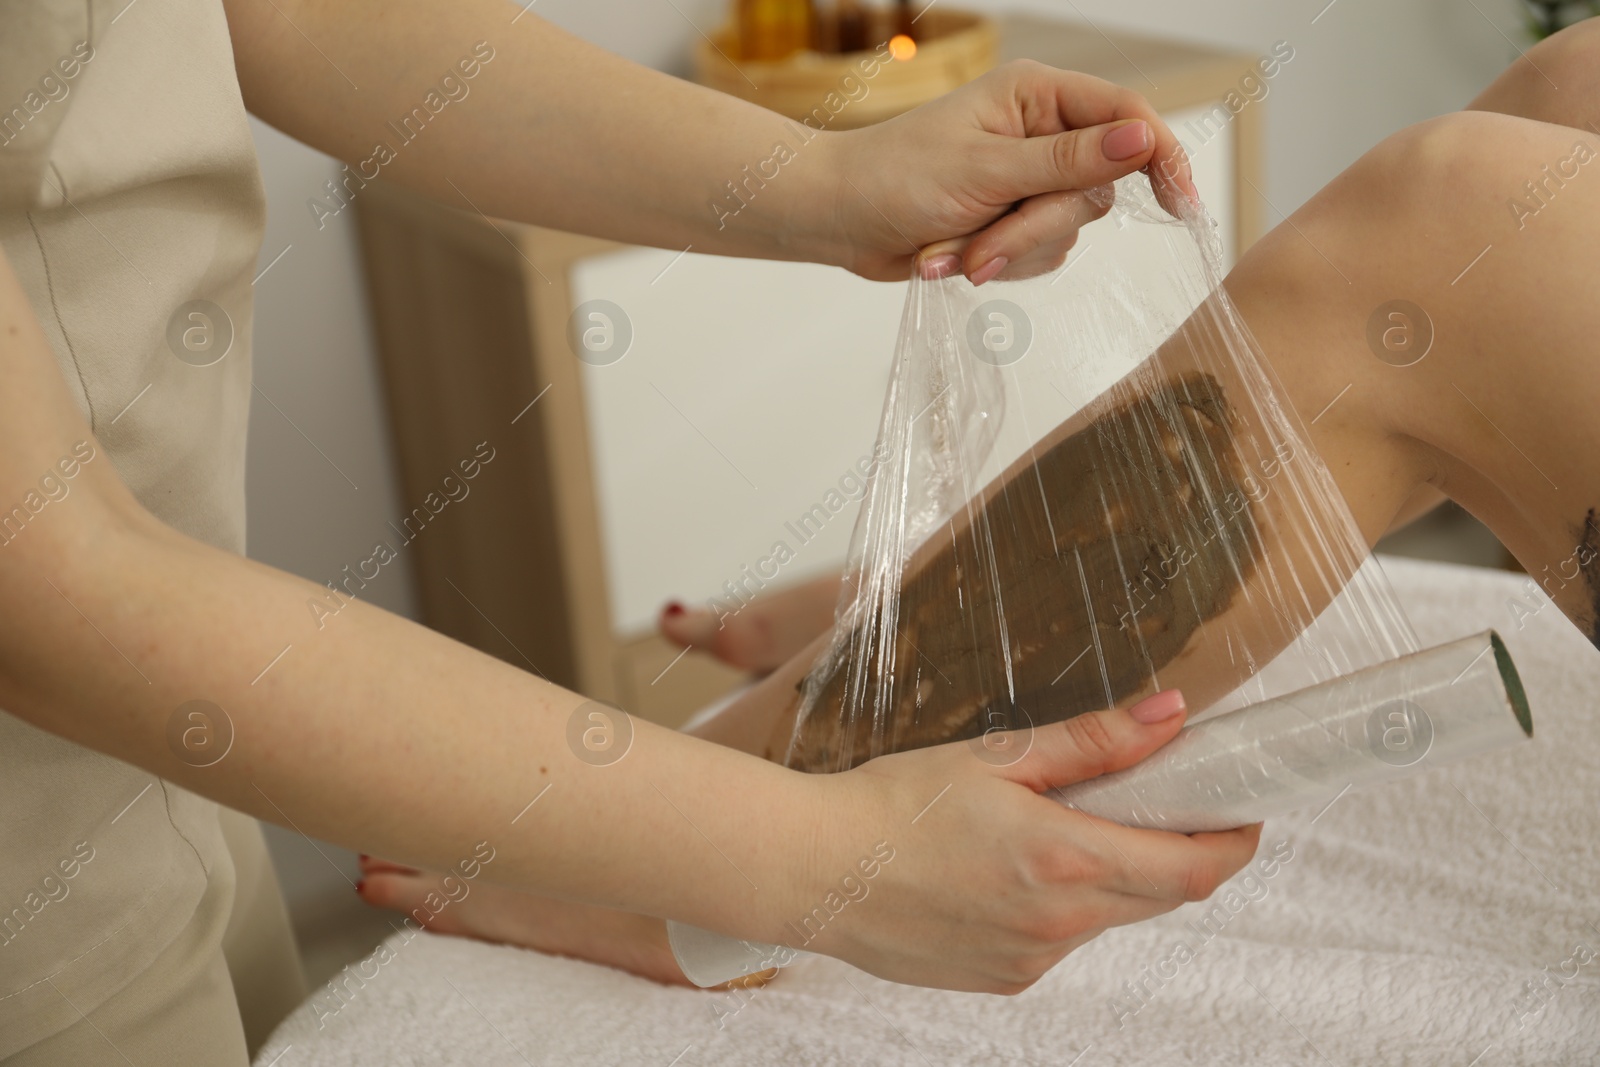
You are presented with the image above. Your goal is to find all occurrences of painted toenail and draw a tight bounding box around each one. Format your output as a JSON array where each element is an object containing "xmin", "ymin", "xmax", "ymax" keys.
[{"xmin": 664, "ymin": 601, "xmax": 685, "ymax": 617}]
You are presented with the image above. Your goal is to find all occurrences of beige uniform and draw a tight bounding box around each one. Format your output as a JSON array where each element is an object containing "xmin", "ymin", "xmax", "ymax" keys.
[{"xmin": 0, "ymin": 0, "xmax": 304, "ymax": 1061}]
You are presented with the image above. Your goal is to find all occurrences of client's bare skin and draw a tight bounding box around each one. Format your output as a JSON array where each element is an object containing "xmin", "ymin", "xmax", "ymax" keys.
[{"xmin": 360, "ymin": 21, "xmax": 1600, "ymax": 981}]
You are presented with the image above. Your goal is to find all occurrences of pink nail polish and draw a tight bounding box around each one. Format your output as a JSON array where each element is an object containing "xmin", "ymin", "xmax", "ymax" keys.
[
  {"xmin": 1102, "ymin": 121, "xmax": 1151, "ymax": 162},
  {"xmin": 1128, "ymin": 689, "xmax": 1186, "ymax": 723},
  {"xmin": 920, "ymin": 253, "xmax": 961, "ymax": 280},
  {"xmin": 969, "ymin": 256, "xmax": 1008, "ymax": 286}
]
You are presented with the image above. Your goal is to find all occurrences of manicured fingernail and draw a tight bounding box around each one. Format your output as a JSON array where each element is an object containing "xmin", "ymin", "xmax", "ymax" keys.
[
  {"xmin": 664, "ymin": 601, "xmax": 685, "ymax": 618},
  {"xmin": 919, "ymin": 253, "xmax": 961, "ymax": 279},
  {"xmin": 354, "ymin": 879, "xmax": 366, "ymax": 894},
  {"xmin": 1102, "ymin": 120, "xmax": 1151, "ymax": 162},
  {"xmin": 969, "ymin": 256, "xmax": 1008, "ymax": 286},
  {"xmin": 1128, "ymin": 689, "xmax": 1186, "ymax": 723}
]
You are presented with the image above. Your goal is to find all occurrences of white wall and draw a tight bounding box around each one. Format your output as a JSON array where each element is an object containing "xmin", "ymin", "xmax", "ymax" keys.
[{"xmin": 246, "ymin": 116, "xmax": 418, "ymax": 620}]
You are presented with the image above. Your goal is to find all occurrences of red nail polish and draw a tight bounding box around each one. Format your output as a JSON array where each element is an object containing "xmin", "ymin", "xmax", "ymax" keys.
[
  {"xmin": 664, "ymin": 601, "xmax": 685, "ymax": 617},
  {"xmin": 355, "ymin": 878, "xmax": 366, "ymax": 894}
]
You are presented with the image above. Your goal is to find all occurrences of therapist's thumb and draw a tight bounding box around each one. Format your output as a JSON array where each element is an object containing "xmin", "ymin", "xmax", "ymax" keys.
[
  {"xmin": 998, "ymin": 689, "xmax": 1187, "ymax": 792},
  {"xmin": 1002, "ymin": 119, "xmax": 1155, "ymax": 202}
]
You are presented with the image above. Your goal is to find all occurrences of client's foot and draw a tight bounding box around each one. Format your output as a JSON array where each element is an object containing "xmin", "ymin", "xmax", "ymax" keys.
[
  {"xmin": 659, "ymin": 576, "xmax": 843, "ymax": 673},
  {"xmin": 355, "ymin": 855, "xmax": 694, "ymax": 986}
]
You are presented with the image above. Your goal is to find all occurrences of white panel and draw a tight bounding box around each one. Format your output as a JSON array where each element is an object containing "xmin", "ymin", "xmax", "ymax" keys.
[
  {"xmin": 575, "ymin": 105, "xmax": 1236, "ymax": 635},
  {"xmin": 572, "ymin": 254, "xmax": 903, "ymax": 634}
]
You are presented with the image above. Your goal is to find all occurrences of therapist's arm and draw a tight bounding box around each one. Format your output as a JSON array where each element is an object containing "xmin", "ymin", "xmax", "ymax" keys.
[
  {"xmin": 0, "ymin": 248, "xmax": 1256, "ymax": 993},
  {"xmin": 222, "ymin": 0, "xmax": 1195, "ymax": 283}
]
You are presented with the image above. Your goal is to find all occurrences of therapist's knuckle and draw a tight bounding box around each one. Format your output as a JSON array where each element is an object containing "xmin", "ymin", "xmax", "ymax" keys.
[
  {"xmin": 1060, "ymin": 711, "xmax": 1120, "ymax": 773},
  {"xmin": 1024, "ymin": 838, "xmax": 1109, "ymax": 892},
  {"xmin": 998, "ymin": 57, "xmax": 1049, "ymax": 86},
  {"xmin": 1051, "ymin": 129, "xmax": 1099, "ymax": 181},
  {"xmin": 1042, "ymin": 231, "xmax": 1081, "ymax": 265},
  {"xmin": 1082, "ymin": 194, "xmax": 1112, "ymax": 222},
  {"xmin": 1117, "ymin": 85, "xmax": 1155, "ymax": 118},
  {"xmin": 1180, "ymin": 857, "xmax": 1227, "ymax": 903},
  {"xmin": 1027, "ymin": 907, "xmax": 1093, "ymax": 945},
  {"xmin": 1012, "ymin": 838, "xmax": 1058, "ymax": 888}
]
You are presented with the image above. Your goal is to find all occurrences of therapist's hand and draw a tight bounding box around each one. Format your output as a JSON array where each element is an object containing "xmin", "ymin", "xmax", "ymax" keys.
[
  {"xmin": 817, "ymin": 60, "xmax": 1198, "ymax": 285},
  {"xmin": 796, "ymin": 690, "xmax": 1260, "ymax": 994}
]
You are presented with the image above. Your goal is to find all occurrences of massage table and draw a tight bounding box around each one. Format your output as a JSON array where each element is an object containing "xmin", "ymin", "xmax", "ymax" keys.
[{"xmin": 255, "ymin": 557, "xmax": 1600, "ymax": 1065}]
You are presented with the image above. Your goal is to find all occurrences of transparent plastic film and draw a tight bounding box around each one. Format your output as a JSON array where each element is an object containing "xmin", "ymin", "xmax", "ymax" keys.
[
  {"xmin": 785, "ymin": 175, "xmax": 1420, "ymax": 773},
  {"xmin": 1051, "ymin": 630, "xmax": 1533, "ymax": 832},
  {"xmin": 668, "ymin": 631, "xmax": 1532, "ymax": 987},
  {"xmin": 665, "ymin": 176, "xmax": 1532, "ymax": 988}
]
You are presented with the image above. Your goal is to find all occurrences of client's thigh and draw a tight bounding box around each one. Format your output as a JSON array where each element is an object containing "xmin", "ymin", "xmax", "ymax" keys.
[{"xmin": 1230, "ymin": 108, "xmax": 1600, "ymax": 642}]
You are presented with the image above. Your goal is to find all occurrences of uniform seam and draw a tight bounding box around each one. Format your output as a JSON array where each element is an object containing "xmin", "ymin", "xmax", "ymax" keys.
[
  {"xmin": 24, "ymin": 206, "xmax": 99, "ymax": 433},
  {"xmin": 157, "ymin": 779, "xmax": 214, "ymax": 873},
  {"xmin": 0, "ymin": 781, "xmax": 216, "ymax": 1004},
  {"xmin": 0, "ymin": 890, "xmax": 162, "ymax": 1003}
]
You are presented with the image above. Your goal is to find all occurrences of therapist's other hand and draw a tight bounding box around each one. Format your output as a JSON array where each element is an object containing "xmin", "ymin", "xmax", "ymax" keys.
[
  {"xmin": 796, "ymin": 690, "xmax": 1259, "ymax": 994},
  {"xmin": 818, "ymin": 60, "xmax": 1198, "ymax": 285}
]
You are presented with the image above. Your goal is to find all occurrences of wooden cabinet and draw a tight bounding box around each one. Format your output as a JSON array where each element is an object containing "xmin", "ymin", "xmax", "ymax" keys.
[{"xmin": 354, "ymin": 16, "xmax": 1267, "ymax": 727}]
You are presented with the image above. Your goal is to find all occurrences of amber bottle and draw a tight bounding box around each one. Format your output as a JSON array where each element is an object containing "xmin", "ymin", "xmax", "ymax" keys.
[{"xmin": 737, "ymin": 0, "xmax": 814, "ymax": 60}]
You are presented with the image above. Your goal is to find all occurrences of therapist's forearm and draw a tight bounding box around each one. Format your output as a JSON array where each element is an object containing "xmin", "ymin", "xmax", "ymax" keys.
[
  {"xmin": 0, "ymin": 500, "xmax": 825, "ymax": 943},
  {"xmin": 226, "ymin": 0, "xmax": 849, "ymax": 266}
]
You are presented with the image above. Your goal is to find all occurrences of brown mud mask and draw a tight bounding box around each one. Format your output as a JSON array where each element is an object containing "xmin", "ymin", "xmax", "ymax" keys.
[{"xmin": 788, "ymin": 371, "xmax": 1263, "ymax": 772}]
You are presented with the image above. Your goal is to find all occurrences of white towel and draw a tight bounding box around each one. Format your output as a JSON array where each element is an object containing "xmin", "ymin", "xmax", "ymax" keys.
[{"xmin": 257, "ymin": 557, "xmax": 1600, "ymax": 1066}]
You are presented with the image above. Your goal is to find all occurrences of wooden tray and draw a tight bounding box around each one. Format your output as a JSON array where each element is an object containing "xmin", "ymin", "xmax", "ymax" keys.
[{"xmin": 693, "ymin": 9, "xmax": 998, "ymax": 128}]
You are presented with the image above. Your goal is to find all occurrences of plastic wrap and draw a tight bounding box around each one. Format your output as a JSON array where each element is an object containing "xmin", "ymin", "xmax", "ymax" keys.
[
  {"xmin": 1050, "ymin": 630, "xmax": 1532, "ymax": 831},
  {"xmin": 783, "ymin": 174, "xmax": 1421, "ymax": 772}
]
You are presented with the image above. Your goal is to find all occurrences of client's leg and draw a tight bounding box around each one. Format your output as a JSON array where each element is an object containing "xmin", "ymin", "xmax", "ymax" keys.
[
  {"xmin": 658, "ymin": 20, "xmax": 1600, "ymax": 695},
  {"xmin": 657, "ymin": 576, "xmax": 842, "ymax": 673},
  {"xmin": 1467, "ymin": 17, "xmax": 1600, "ymax": 127},
  {"xmin": 783, "ymin": 33, "xmax": 1600, "ymax": 767},
  {"xmin": 1237, "ymin": 120, "xmax": 1600, "ymax": 627}
]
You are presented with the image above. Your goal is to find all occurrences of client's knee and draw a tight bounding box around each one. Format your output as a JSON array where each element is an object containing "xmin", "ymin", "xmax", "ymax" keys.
[
  {"xmin": 1471, "ymin": 17, "xmax": 1600, "ymax": 126},
  {"xmin": 1328, "ymin": 110, "xmax": 1580, "ymax": 236}
]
